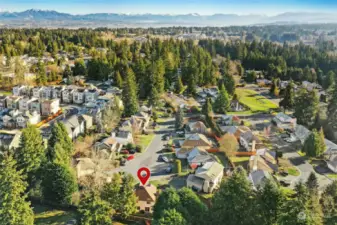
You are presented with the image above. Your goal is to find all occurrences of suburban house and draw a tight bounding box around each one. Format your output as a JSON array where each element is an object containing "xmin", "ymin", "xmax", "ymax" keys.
[
  {"xmin": 52, "ymin": 86, "xmax": 65, "ymax": 99},
  {"xmin": 64, "ymin": 115, "xmax": 85, "ymax": 140},
  {"xmin": 73, "ymin": 88, "xmax": 86, "ymax": 104},
  {"xmin": 0, "ymin": 96, "xmax": 6, "ymax": 109},
  {"xmin": 15, "ymin": 111, "xmax": 41, "ymax": 128},
  {"xmin": 292, "ymin": 125, "xmax": 311, "ymax": 144},
  {"xmin": 238, "ymin": 129, "xmax": 264, "ymax": 152},
  {"xmin": 248, "ymin": 170, "xmax": 272, "ymax": 190},
  {"xmin": 176, "ymin": 134, "xmax": 213, "ymax": 159},
  {"xmin": 220, "ymin": 126, "xmax": 238, "ymax": 135},
  {"xmin": 94, "ymin": 131, "xmax": 133, "ymax": 158},
  {"xmin": 6, "ymin": 96, "xmax": 22, "ymax": 110},
  {"xmin": 249, "ymin": 155, "xmax": 275, "ymax": 174},
  {"xmin": 40, "ymin": 87, "xmax": 53, "ymax": 99},
  {"xmin": 135, "ymin": 184, "xmax": 158, "ymax": 214},
  {"xmin": 41, "ymin": 99, "xmax": 60, "ymax": 116},
  {"xmin": 85, "ymin": 89, "xmax": 99, "ymax": 103},
  {"xmin": 62, "ymin": 88, "xmax": 75, "ymax": 104},
  {"xmin": 0, "ymin": 132, "xmax": 21, "ymax": 149},
  {"xmin": 79, "ymin": 114, "xmax": 93, "ymax": 131},
  {"xmin": 187, "ymin": 147, "xmax": 217, "ymax": 169},
  {"xmin": 324, "ymin": 139, "xmax": 337, "ymax": 156},
  {"xmin": 134, "ymin": 111, "xmax": 151, "ymax": 130},
  {"xmin": 32, "ymin": 87, "xmax": 43, "ymax": 99},
  {"xmin": 216, "ymin": 115, "xmax": 240, "ymax": 126},
  {"xmin": 18, "ymin": 97, "xmax": 37, "ymax": 112},
  {"xmin": 186, "ymin": 161, "xmax": 224, "ymax": 193},
  {"xmin": 327, "ymin": 155, "xmax": 337, "ymax": 173},
  {"xmin": 186, "ymin": 121, "xmax": 208, "ymax": 134},
  {"xmin": 13, "ymin": 85, "xmax": 28, "ymax": 96},
  {"xmin": 272, "ymin": 112, "xmax": 297, "ymax": 130},
  {"xmin": 29, "ymin": 99, "xmax": 41, "ymax": 114}
]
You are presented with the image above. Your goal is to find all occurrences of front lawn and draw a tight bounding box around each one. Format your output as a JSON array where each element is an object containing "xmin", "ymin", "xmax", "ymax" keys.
[
  {"xmin": 297, "ymin": 150, "xmax": 306, "ymax": 157},
  {"xmin": 235, "ymin": 88, "xmax": 278, "ymax": 112},
  {"xmin": 34, "ymin": 204, "xmax": 77, "ymax": 225},
  {"xmin": 135, "ymin": 134, "xmax": 155, "ymax": 151},
  {"xmin": 327, "ymin": 174, "xmax": 337, "ymax": 179}
]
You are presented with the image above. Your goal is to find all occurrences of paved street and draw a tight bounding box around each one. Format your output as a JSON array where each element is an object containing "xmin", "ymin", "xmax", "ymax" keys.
[
  {"xmin": 108, "ymin": 118, "xmax": 175, "ymax": 181},
  {"xmin": 283, "ymin": 151, "xmax": 332, "ymax": 190}
]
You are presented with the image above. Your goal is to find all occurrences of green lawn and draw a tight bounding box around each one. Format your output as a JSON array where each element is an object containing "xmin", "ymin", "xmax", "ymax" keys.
[
  {"xmin": 287, "ymin": 168, "xmax": 300, "ymax": 176},
  {"xmin": 297, "ymin": 150, "xmax": 306, "ymax": 157},
  {"xmin": 227, "ymin": 110, "xmax": 254, "ymax": 115},
  {"xmin": 327, "ymin": 174, "xmax": 337, "ymax": 179},
  {"xmin": 0, "ymin": 90, "xmax": 12, "ymax": 96},
  {"xmin": 235, "ymin": 89, "xmax": 278, "ymax": 112},
  {"xmin": 230, "ymin": 156, "xmax": 250, "ymax": 163},
  {"xmin": 34, "ymin": 205, "xmax": 77, "ymax": 225},
  {"xmin": 136, "ymin": 134, "xmax": 155, "ymax": 150}
]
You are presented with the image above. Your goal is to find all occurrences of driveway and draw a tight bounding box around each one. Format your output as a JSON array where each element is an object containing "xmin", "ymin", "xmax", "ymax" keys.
[
  {"xmin": 108, "ymin": 118, "xmax": 175, "ymax": 182},
  {"xmin": 283, "ymin": 151, "xmax": 332, "ymax": 190}
]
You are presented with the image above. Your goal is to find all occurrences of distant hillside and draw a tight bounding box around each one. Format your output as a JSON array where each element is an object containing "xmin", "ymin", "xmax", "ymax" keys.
[{"xmin": 1, "ymin": 9, "xmax": 337, "ymax": 28}]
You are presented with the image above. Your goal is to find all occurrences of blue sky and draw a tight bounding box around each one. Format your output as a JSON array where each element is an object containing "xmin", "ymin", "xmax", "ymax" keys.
[{"xmin": 1, "ymin": 0, "xmax": 337, "ymax": 15}]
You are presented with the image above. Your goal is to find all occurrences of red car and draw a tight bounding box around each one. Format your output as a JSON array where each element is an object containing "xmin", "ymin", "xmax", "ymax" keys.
[
  {"xmin": 120, "ymin": 150, "xmax": 129, "ymax": 154},
  {"xmin": 127, "ymin": 155, "xmax": 134, "ymax": 161}
]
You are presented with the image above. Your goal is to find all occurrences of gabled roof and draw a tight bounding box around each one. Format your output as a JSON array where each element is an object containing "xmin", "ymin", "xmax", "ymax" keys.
[
  {"xmin": 249, "ymin": 170, "xmax": 271, "ymax": 188},
  {"xmin": 273, "ymin": 112, "xmax": 294, "ymax": 123},
  {"xmin": 324, "ymin": 139, "xmax": 337, "ymax": 155},
  {"xmin": 195, "ymin": 161, "xmax": 224, "ymax": 180},
  {"xmin": 135, "ymin": 184, "xmax": 157, "ymax": 202}
]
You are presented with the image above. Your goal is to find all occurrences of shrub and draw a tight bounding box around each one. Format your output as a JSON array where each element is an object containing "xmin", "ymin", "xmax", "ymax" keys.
[
  {"xmin": 126, "ymin": 143, "xmax": 135, "ymax": 150},
  {"xmin": 136, "ymin": 145, "xmax": 143, "ymax": 153},
  {"xmin": 175, "ymin": 159, "xmax": 182, "ymax": 174}
]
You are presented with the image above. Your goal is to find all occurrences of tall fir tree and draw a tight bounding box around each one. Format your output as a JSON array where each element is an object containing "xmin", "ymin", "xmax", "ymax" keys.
[
  {"xmin": 41, "ymin": 162, "xmax": 78, "ymax": 205},
  {"xmin": 294, "ymin": 88, "xmax": 319, "ymax": 127},
  {"xmin": 119, "ymin": 174, "xmax": 137, "ymax": 218},
  {"xmin": 222, "ymin": 73, "xmax": 236, "ymax": 96},
  {"xmin": 303, "ymin": 129, "xmax": 326, "ymax": 157},
  {"xmin": 327, "ymin": 83, "xmax": 337, "ymax": 131},
  {"xmin": 175, "ymin": 107, "xmax": 184, "ymax": 130},
  {"xmin": 16, "ymin": 125, "xmax": 45, "ymax": 187},
  {"xmin": 279, "ymin": 81, "xmax": 295, "ymax": 111},
  {"xmin": 122, "ymin": 68, "xmax": 139, "ymax": 117},
  {"xmin": 175, "ymin": 76, "xmax": 184, "ymax": 94},
  {"xmin": 0, "ymin": 156, "xmax": 34, "ymax": 225},
  {"xmin": 115, "ymin": 70, "xmax": 123, "ymax": 89},
  {"xmin": 213, "ymin": 84, "xmax": 230, "ymax": 114}
]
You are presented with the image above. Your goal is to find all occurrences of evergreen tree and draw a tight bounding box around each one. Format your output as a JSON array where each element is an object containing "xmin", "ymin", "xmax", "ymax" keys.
[
  {"xmin": 63, "ymin": 64, "xmax": 73, "ymax": 78},
  {"xmin": 36, "ymin": 61, "xmax": 47, "ymax": 85},
  {"xmin": 41, "ymin": 162, "xmax": 78, "ymax": 205},
  {"xmin": 327, "ymin": 83, "xmax": 337, "ymax": 131},
  {"xmin": 79, "ymin": 191, "xmax": 113, "ymax": 225},
  {"xmin": 211, "ymin": 167, "xmax": 255, "ymax": 225},
  {"xmin": 213, "ymin": 84, "xmax": 230, "ymax": 114},
  {"xmin": 303, "ymin": 129, "xmax": 326, "ymax": 157},
  {"xmin": 175, "ymin": 76, "xmax": 184, "ymax": 94},
  {"xmin": 279, "ymin": 81, "xmax": 295, "ymax": 110},
  {"xmin": 119, "ymin": 174, "xmax": 137, "ymax": 218},
  {"xmin": 48, "ymin": 122, "xmax": 73, "ymax": 161},
  {"xmin": 202, "ymin": 97, "xmax": 213, "ymax": 117},
  {"xmin": 178, "ymin": 187, "xmax": 208, "ymax": 225},
  {"xmin": 0, "ymin": 156, "xmax": 34, "ymax": 225},
  {"xmin": 321, "ymin": 181, "xmax": 337, "ymax": 221},
  {"xmin": 122, "ymin": 68, "xmax": 139, "ymax": 117},
  {"xmin": 175, "ymin": 108, "xmax": 184, "ymax": 130},
  {"xmin": 294, "ymin": 88, "xmax": 319, "ymax": 127},
  {"xmin": 306, "ymin": 172, "xmax": 319, "ymax": 193},
  {"xmin": 153, "ymin": 209, "xmax": 187, "ymax": 225},
  {"xmin": 256, "ymin": 179, "xmax": 285, "ymax": 225},
  {"xmin": 223, "ymin": 73, "xmax": 236, "ymax": 96},
  {"xmin": 115, "ymin": 71, "xmax": 123, "ymax": 89},
  {"xmin": 73, "ymin": 59, "xmax": 87, "ymax": 76},
  {"xmin": 101, "ymin": 173, "xmax": 122, "ymax": 211},
  {"xmin": 16, "ymin": 125, "xmax": 45, "ymax": 186}
]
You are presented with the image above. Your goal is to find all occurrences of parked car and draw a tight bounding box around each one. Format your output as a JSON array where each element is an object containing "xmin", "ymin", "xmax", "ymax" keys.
[
  {"xmin": 158, "ymin": 155, "xmax": 170, "ymax": 163},
  {"xmin": 280, "ymin": 180, "xmax": 291, "ymax": 187},
  {"xmin": 129, "ymin": 149, "xmax": 136, "ymax": 154},
  {"xmin": 279, "ymin": 171, "xmax": 289, "ymax": 177},
  {"xmin": 120, "ymin": 150, "xmax": 129, "ymax": 154},
  {"xmin": 165, "ymin": 166, "xmax": 173, "ymax": 173},
  {"xmin": 127, "ymin": 155, "xmax": 134, "ymax": 161}
]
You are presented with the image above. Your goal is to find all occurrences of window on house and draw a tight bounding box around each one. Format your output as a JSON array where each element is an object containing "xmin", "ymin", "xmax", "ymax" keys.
[
  {"xmin": 137, "ymin": 206, "xmax": 140, "ymax": 210},
  {"xmin": 145, "ymin": 207, "xmax": 150, "ymax": 212}
]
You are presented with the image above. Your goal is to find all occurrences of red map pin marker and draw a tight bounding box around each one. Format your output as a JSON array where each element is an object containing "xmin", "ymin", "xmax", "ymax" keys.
[{"xmin": 137, "ymin": 167, "xmax": 151, "ymax": 185}]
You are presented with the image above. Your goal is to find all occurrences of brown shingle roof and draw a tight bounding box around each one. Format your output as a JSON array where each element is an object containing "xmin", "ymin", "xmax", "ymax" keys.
[{"xmin": 135, "ymin": 184, "xmax": 157, "ymax": 202}]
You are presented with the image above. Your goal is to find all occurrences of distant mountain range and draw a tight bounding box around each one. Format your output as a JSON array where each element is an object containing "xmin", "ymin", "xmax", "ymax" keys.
[{"xmin": 1, "ymin": 9, "xmax": 337, "ymax": 28}]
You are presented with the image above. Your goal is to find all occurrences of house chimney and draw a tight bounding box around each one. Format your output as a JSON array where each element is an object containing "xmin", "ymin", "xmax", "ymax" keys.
[{"xmin": 252, "ymin": 140, "xmax": 256, "ymax": 152}]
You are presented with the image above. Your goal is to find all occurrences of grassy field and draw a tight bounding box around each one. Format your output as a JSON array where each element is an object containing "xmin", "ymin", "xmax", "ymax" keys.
[
  {"xmin": 136, "ymin": 134, "xmax": 155, "ymax": 151},
  {"xmin": 235, "ymin": 89, "xmax": 278, "ymax": 112},
  {"xmin": 34, "ymin": 205, "xmax": 77, "ymax": 225},
  {"xmin": 327, "ymin": 174, "xmax": 337, "ymax": 179}
]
